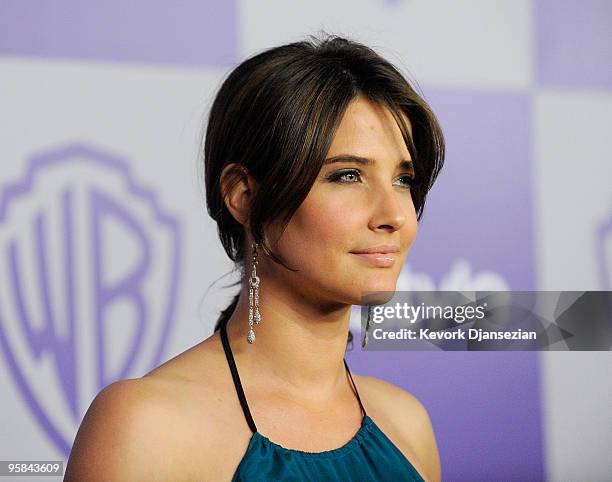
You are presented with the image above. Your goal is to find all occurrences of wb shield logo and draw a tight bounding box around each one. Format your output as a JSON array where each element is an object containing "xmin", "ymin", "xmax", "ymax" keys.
[{"xmin": 0, "ymin": 144, "xmax": 181, "ymax": 455}]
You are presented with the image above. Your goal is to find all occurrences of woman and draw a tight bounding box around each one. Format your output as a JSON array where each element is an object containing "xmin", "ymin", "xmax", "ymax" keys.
[{"xmin": 65, "ymin": 34, "xmax": 445, "ymax": 481}]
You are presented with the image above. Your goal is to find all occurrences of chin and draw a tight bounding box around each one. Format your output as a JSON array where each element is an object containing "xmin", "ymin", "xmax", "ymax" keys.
[{"xmin": 357, "ymin": 279, "xmax": 398, "ymax": 302}]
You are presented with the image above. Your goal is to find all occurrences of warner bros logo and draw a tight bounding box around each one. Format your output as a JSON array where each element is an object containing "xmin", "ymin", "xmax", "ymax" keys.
[{"xmin": 0, "ymin": 144, "xmax": 181, "ymax": 455}]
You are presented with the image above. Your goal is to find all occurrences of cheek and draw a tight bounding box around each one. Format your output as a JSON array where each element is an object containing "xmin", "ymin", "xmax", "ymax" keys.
[
  {"xmin": 292, "ymin": 197, "xmax": 360, "ymax": 248},
  {"xmin": 273, "ymin": 198, "xmax": 358, "ymax": 276},
  {"xmin": 278, "ymin": 190, "xmax": 418, "ymax": 271},
  {"xmin": 403, "ymin": 207, "xmax": 419, "ymax": 243}
]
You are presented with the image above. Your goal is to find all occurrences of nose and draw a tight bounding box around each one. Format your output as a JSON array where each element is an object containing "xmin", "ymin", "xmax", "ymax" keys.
[{"xmin": 368, "ymin": 184, "xmax": 408, "ymax": 232}]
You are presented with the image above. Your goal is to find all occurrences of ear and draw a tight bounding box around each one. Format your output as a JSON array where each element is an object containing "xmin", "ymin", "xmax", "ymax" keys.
[{"xmin": 220, "ymin": 163, "xmax": 258, "ymax": 226}]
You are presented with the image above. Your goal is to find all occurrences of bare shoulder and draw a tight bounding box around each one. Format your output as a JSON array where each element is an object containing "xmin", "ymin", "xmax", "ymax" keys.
[
  {"xmin": 354, "ymin": 374, "xmax": 426, "ymax": 415},
  {"xmin": 353, "ymin": 374, "xmax": 441, "ymax": 482},
  {"xmin": 65, "ymin": 338, "xmax": 238, "ymax": 481},
  {"xmin": 65, "ymin": 378, "xmax": 195, "ymax": 481}
]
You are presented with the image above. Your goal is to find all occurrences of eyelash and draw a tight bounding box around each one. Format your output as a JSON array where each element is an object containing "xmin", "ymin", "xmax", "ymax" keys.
[{"xmin": 327, "ymin": 169, "xmax": 416, "ymax": 189}]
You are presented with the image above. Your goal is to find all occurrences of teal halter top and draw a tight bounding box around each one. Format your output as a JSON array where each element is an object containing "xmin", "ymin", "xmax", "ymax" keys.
[{"xmin": 220, "ymin": 322, "xmax": 425, "ymax": 481}]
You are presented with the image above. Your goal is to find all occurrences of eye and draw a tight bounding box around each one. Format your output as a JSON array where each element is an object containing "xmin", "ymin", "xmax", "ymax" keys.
[
  {"xmin": 395, "ymin": 174, "xmax": 417, "ymax": 189},
  {"xmin": 327, "ymin": 169, "xmax": 417, "ymax": 190},
  {"xmin": 327, "ymin": 169, "xmax": 362, "ymax": 183}
]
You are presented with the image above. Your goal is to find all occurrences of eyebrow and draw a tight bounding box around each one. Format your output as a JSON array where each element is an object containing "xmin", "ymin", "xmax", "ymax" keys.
[{"xmin": 323, "ymin": 154, "xmax": 414, "ymax": 171}]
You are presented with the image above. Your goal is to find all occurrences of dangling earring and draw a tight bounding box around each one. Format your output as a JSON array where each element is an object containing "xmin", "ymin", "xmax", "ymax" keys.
[
  {"xmin": 361, "ymin": 306, "xmax": 372, "ymax": 348},
  {"xmin": 247, "ymin": 241, "xmax": 261, "ymax": 344}
]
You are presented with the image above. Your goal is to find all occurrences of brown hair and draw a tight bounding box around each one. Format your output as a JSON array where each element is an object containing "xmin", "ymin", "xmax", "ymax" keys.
[{"xmin": 201, "ymin": 33, "xmax": 445, "ymax": 347}]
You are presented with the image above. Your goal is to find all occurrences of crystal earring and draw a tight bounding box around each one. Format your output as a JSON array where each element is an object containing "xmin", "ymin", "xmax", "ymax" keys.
[
  {"xmin": 247, "ymin": 241, "xmax": 261, "ymax": 344},
  {"xmin": 362, "ymin": 306, "xmax": 372, "ymax": 348}
]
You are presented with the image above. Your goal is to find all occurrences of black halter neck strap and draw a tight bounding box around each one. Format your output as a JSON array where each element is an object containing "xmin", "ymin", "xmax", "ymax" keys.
[
  {"xmin": 220, "ymin": 320, "xmax": 258, "ymax": 433},
  {"xmin": 220, "ymin": 320, "xmax": 367, "ymax": 434},
  {"xmin": 344, "ymin": 358, "xmax": 368, "ymax": 419}
]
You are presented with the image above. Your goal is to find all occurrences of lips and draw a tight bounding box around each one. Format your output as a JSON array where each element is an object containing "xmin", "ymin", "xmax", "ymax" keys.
[
  {"xmin": 350, "ymin": 252, "xmax": 396, "ymax": 268},
  {"xmin": 350, "ymin": 245, "xmax": 400, "ymax": 255},
  {"xmin": 349, "ymin": 245, "xmax": 400, "ymax": 267}
]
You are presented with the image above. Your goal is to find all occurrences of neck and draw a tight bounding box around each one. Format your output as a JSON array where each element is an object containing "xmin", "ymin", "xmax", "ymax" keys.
[{"xmin": 224, "ymin": 278, "xmax": 353, "ymax": 398}]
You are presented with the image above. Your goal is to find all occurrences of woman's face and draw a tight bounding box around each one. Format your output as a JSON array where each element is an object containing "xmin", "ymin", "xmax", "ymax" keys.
[{"xmin": 267, "ymin": 95, "xmax": 418, "ymax": 306}]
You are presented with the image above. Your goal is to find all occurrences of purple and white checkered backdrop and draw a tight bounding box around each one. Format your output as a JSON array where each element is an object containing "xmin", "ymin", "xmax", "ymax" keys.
[{"xmin": 1, "ymin": 1, "xmax": 610, "ymax": 480}]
